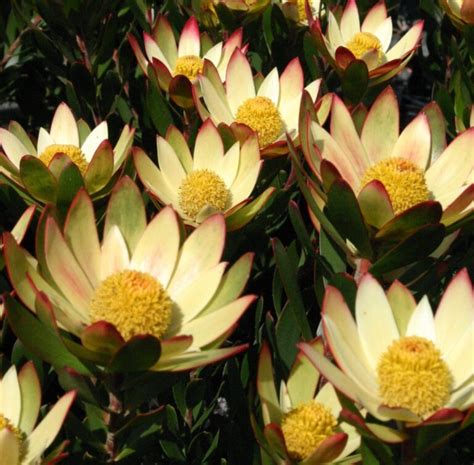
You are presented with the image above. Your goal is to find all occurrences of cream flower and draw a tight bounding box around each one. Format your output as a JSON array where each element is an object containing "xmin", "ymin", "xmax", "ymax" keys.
[
  {"xmin": 257, "ymin": 341, "xmax": 360, "ymax": 463},
  {"xmin": 0, "ymin": 103, "xmax": 134, "ymax": 201},
  {"xmin": 305, "ymin": 87, "xmax": 474, "ymax": 226},
  {"xmin": 134, "ymin": 120, "xmax": 272, "ymax": 228},
  {"xmin": 300, "ymin": 270, "xmax": 474, "ymax": 425},
  {"xmin": 0, "ymin": 363, "xmax": 75, "ymax": 465},
  {"xmin": 280, "ymin": 0, "xmax": 322, "ymax": 24},
  {"xmin": 4, "ymin": 179, "xmax": 255, "ymax": 371},
  {"xmin": 440, "ymin": 0, "xmax": 474, "ymax": 26},
  {"xmin": 196, "ymin": 49, "xmax": 321, "ymax": 155},
  {"xmin": 129, "ymin": 15, "xmax": 244, "ymax": 85},
  {"xmin": 312, "ymin": 0, "xmax": 423, "ymax": 85}
]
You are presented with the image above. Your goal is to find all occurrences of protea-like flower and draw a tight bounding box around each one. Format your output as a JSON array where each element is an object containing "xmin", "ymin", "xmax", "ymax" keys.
[
  {"xmin": 280, "ymin": 0, "xmax": 322, "ymax": 24},
  {"xmin": 134, "ymin": 120, "xmax": 274, "ymax": 228},
  {"xmin": 216, "ymin": 0, "xmax": 271, "ymax": 16},
  {"xmin": 311, "ymin": 0, "xmax": 423, "ymax": 86},
  {"xmin": 256, "ymin": 341, "xmax": 360, "ymax": 464},
  {"xmin": 0, "ymin": 362, "xmax": 75, "ymax": 464},
  {"xmin": 300, "ymin": 270, "xmax": 474, "ymax": 427},
  {"xmin": 129, "ymin": 15, "xmax": 244, "ymax": 89},
  {"xmin": 439, "ymin": 0, "xmax": 474, "ymax": 27},
  {"xmin": 303, "ymin": 87, "xmax": 474, "ymax": 229},
  {"xmin": 196, "ymin": 49, "xmax": 321, "ymax": 156},
  {"xmin": 4, "ymin": 178, "xmax": 255, "ymax": 372},
  {"xmin": 0, "ymin": 103, "xmax": 134, "ymax": 204}
]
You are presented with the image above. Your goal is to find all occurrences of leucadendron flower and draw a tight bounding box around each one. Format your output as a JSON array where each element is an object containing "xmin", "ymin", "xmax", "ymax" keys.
[
  {"xmin": 440, "ymin": 0, "xmax": 474, "ymax": 27},
  {"xmin": 300, "ymin": 270, "xmax": 473, "ymax": 430},
  {"xmin": 129, "ymin": 15, "xmax": 244, "ymax": 91},
  {"xmin": 134, "ymin": 120, "xmax": 274, "ymax": 229},
  {"xmin": 256, "ymin": 341, "xmax": 360, "ymax": 464},
  {"xmin": 303, "ymin": 86, "xmax": 474, "ymax": 229},
  {"xmin": 311, "ymin": 0, "xmax": 423, "ymax": 86},
  {"xmin": 4, "ymin": 177, "xmax": 255, "ymax": 372},
  {"xmin": 195, "ymin": 49, "xmax": 321, "ymax": 156},
  {"xmin": 0, "ymin": 103, "xmax": 134, "ymax": 205},
  {"xmin": 0, "ymin": 362, "xmax": 75, "ymax": 464},
  {"xmin": 280, "ymin": 0, "xmax": 322, "ymax": 25}
]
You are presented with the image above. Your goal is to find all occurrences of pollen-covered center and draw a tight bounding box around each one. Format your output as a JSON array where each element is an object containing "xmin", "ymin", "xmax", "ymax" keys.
[
  {"xmin": 297, "ymin": 0, "xmax": 313, "ymax": 20},
  {"xmin": 360, "ymin": 157, "xmax": 430, "ymax": 214},
  {"xmin": 377, "ymin": 336, "xmax": 452, "ymax": 417},
  {"xmin": 174, "ymin": 55, "xmax": 204, "ymax": 80},
  {"xmin": 347, "ymin": 32, "xmax": 383, "ymax": 62},
  {"xmin": 235, "ymin": 96, "xmax": 283, "ymax": 147},
  {"xmin": 0, "ymin": 413, "xmax": 24, "ymax": 461},
  {"xmin": 178, "ymin": 169, "xmax": 231, "ymax": 220},
  {"xmin": 90, "ymin": 270, "xmax": 172, "ymax": 341},
  {"xmin": 39, "ymin": 144, "xmax": 88, "ymax": 174},
  {"xmin": 281, "ymin": 401, "xmax": 337, "ymax": 461}
]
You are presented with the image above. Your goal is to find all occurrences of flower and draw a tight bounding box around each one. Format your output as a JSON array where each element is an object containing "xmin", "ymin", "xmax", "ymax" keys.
[
  {"xmin": 134, "ymin": 119, "xmax": 274, "ymax": 228},
  {"xmin": 256, "ymin": 341, "xmax": 360, "ymax": 463},
  {"xmin": 129, "ymin": 15, "xmax": 244, "ymax": 87},
  {"xmin": 304, "ymin": 87, "xmax": 474, "ymax": 228},
  {"xmin": 299, "ymin": 269, "xmax": 474, "ymax": 425},
  {"xmin": 0, "ymin": 362, "xmax": 75, "ymax": 464},
  {"xmin": 439, "ymin": 0, "xmax": 474, "ymax": 27},
  {"xmin": 311, "ymin": 0, "xmax": 423, "ymax": 86},
  {"xmin": 0, "ymin": 103, "xmax": 134, "ymax": 203},
  {"xmin": 280, "ymin": 0, "xmax": 322, "ymax": 25},
  {"xmin": 196, "ymin": 49, "xmax": 321, "ymax": 156},
  {"xmin": 4, "ymin": 178, "xmax": 256, "ymax": 371},
  {"xmin": 216, "ymin": 0, "xmax": 271, "ymax": 16}
]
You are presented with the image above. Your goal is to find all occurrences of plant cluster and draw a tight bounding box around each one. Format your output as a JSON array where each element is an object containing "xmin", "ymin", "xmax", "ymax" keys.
[{"xmin": 0, "ymin": 0, "xmax": 473, "ymax": 464}]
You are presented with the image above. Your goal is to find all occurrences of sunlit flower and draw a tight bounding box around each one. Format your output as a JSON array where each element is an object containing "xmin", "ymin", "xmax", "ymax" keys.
[
  {"xmin": 4, "ymin": 178, "xmax": 255, "ymax": 371},
  {"xmin": 134, "ymin": 120, "xmax": 273, "ymax": 228},
  {"xmin": 304, "ymin": 87, "xmax": 474, "ymax": 227},
  {"xmin": 0, "ymin": 103, "xmax": 134, "ymax": 202},
  {"xmin": 256, "ymin": 341, "xmax": 360, "ymax": 463},
  {"xmin": 0, "ymin": 362, "xmax": 75, "ymax": 464},
  {"xmin": 300, "ymin": 270, "xmax": 474, "ymax": 425},
  {"xmin": 280, "ymin": 0, "xmax": 322, "ymax": 25},
  {"xmin": 440, "ymin": 0, "xmax": 474, "ymax": 27},
  {"xmin": 129, "ymin": 15, "xmax": 244, "ymax": 88},
  {"xmin": 196, "ymin": 49, "xmax": 321, "ymax": 156},
  {"xmin": 311, "ymin": 0, "xmax": 423, "ymax": 85},
  {"xmin": 216, "ymin": 0, "xmax": 271, "ymax": 15}
]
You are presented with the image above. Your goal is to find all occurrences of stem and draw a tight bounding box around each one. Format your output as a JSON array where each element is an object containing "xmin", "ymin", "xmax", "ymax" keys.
[
  {"xmin": 398, "ymin": 422, "xmax": 417, "ymax": 465},
  {"xmin": 104, "ymin": 389, "xmax": 123, "ymax": 462}
]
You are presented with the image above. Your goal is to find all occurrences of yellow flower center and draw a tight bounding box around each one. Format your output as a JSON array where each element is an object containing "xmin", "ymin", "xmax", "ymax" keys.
[
  {"xmin": 360, "ymin": 157, "xmax": 430, "ymax": 214},
  {"xmin": 346, "ymin": 32, "xmax": 383, "ymax": 62},
  {"xmin": 90, "ymin": 270, "xmax": 172, "ymax": 341},
  {"xmin": 377, "ymin": 336, "xmax": 452, "ymax": 417},
  {"xmin": 235, "ymin": 96, "xmax": 283, "ymax": 147},
  {"xmin": 281, "ymin": 401, "xmax": 337, "ymax": 461},
  {"xmin": 0, "ymin": 413, "xmax": 24, "ymax": 461},
  {"xmin": 178, "ymin": 169, "xmax": 231, "ymax": 220},
  {"xmin": 297, "ymin": 0, "xmax": 312, "ymax": 20},
  {"xmin": 174, "ymin": 55, "xmax": 204, "ymax": 80},
  {"xmin": 38, "ymin": 144, "xmax": 88, "ymax": 174}
]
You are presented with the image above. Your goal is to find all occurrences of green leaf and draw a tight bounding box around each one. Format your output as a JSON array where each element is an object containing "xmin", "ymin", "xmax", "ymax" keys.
[
  {"xmin": 326, "ymin": 179, "xmax": 373, "ymax": 259},
  {"xmin": 108, "ymin": 335, "xmax": 161, "ymax": 373},
  {"xmin": 370, "ymin": 224, "xmax": 445, "ymax": 276},
  {"xmin": 5, "ymin": 296, "xmax": 92, "ymax": 375},
  {"xmin": 83, "ymin": 140, "xmax": 114, "ymax": 194},
  {"xmin": 272, "ymin": 238, "xmax": 312, "ymax": 340},
  {"xmin": 56, "ymin": 160, "xmax": 84, "ymax": 214},
  {"xmin": 20, "ymin": 156, "xmax": 57, "ymax": 203},
  {"xmin": 342, "ymin": 60, "xmax": 369, "ymax": 105}
]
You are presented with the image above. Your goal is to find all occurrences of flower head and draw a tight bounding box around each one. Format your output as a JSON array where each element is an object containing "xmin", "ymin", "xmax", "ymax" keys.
[
  {"xmin": 280, "ymin": 0, "xmax": 322, "ymax": 25},
  {"xmin": 256, "ymin": 341, "xmax": 360, "ymax": 463},
  {"xmin": 300, "ymin": 270, "xmax": 474, "ymax": 425},
  {"xmin": 0, "ymin": 103, "xmax": 134, "ymax": 204},
  {"xmin": 134, "ymin": 120, "xmax": 273, "ymax": 228},
  {"xmin": 304, "ymin": 87, "xmax": 474, "ymax": 228},
  {"xmin": 440, "ymin": 0, "xmax": 474, "ymax": 27},
  {"xmin": 4, "ymin": 178, "xmax": 255, "ymax": 371},
  {"xmin": 129, "ymin": 16, "xmax": 244, "ymax": 88},
  {"xmin": 0, "ymin": 363, "xmax": 75, "ymax": 464},
  {"xmin": 196, "ymin": 49, "xmax": 321, "ymax": 156},
  {"xmin": 311, "ymin": 0, "xmax": 423, "ymax": 86}
]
